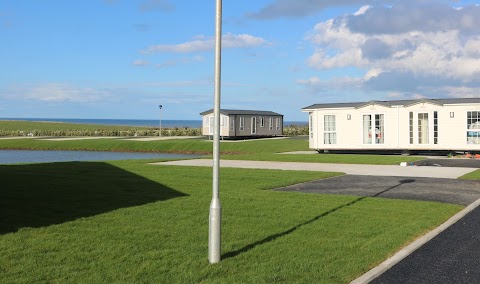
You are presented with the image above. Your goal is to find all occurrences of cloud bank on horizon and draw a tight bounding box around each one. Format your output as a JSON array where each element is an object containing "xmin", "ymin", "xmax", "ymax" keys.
[
  {"xmin": 299, "ymin": 1, "xmax": 480, "ymax": 100},
  {"xmin": 1, "ymin": 0, "xmax": 479, "ymax": 120}
]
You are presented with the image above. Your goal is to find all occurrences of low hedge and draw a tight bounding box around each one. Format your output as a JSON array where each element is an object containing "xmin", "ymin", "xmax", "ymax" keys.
[{"xmin": 0, "ymin": 125, "xmax": 308, "ymax": 137}]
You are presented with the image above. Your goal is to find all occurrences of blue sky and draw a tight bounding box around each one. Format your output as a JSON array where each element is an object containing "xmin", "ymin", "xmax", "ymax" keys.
[{"xmin": 1, "ymin": 1, "xmax": 480, "ymax": 121}]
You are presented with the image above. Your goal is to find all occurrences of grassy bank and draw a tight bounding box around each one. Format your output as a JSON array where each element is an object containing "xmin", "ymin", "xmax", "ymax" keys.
[
  {"xmin": 0, "ymin": 160, "xmax": 462, "ymax": 283},
  {"xmin": 0, "ymin": 137, "xmax": 424, "ymax": 165},
  {"xmin": 459, "ymin": 169, "xmax": 480, "ymax": 180}
]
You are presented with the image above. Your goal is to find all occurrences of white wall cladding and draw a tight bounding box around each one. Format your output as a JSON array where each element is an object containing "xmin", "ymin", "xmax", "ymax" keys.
[{"xmin": 304, "ymin": 101, "xmax": 480, "ymax": 151}]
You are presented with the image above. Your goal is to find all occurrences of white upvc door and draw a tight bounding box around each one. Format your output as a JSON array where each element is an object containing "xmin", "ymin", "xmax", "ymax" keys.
[
  {"xmin": 410, "ymin": 111, "xmax": 435, "ymax": 146},
  {"xmin": 362, "ymin": 113, "xmax": 385, "ymax": 145},
  {"xmin": 417, "ymin": 112, "xmax": 429, "ymax": 145}
]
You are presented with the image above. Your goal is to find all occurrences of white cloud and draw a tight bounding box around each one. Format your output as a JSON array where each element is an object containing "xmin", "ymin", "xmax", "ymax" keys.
[
  {"xmin": 304, "ymin": 2, "xmax": 480, "ymax": 100},
  {"xmin": 346, "ymin": 3, "xmax": 480, "ymax": 35},
  {"xmin": 0, "ymin": 83, "xmax": 112, "ymax": 103},
  {"xmin": 248, "ymin": 0, "xmax": 372, "ymax": 19},
  {"xmin": 363, "ymin": 68, "xmax": 382, "ymax": 80},
  {"xmin": 142, "ymin": 33, "xmax": 270, "ymax": 54},
  {"xmin": 354, "ymin": 5, "xmax": 370, "ymax": 16}
]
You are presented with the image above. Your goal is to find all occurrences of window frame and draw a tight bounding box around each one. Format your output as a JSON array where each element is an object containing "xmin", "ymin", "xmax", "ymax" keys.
[
  {"xmin": 260, "ymin": 116, "xmax": 265, "ymax": 128},
  {"xmin": 239, "ymin": 116, "xmax": 245, "ymax": 131},
  {"xmin": 230, "ymin": 117, "xmax": 235, "ymax": 131},
  {"xmin": 323, "ymin": 114, "xmax": 336, "ymax": 145},
  {"xmin": 467, "ymin": 110, "xmax": 480, "ymax": 145},
  {"xmin": 362, "ymin": 113, "xmax": 385, "ymax": 145},
  {"xmin": 309, "ymin": 113, "xmax": 313, "ymax": 139},
  {"xmin": 209, "ymin": 116, "xmax": 214, "ymax": 135}
]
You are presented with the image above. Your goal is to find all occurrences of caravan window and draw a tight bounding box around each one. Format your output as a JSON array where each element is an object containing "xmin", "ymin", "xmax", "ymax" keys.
[
  {"xmin": 467, "ymin": 111, "xmax": 480, "ymax": 144},
  {"xmin": 323, "ymin": 115, "xmax": 336, "ymax": 144}
]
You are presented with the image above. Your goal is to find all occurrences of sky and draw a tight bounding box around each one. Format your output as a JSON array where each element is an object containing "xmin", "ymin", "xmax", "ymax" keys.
[{"xmin": 1, "ymin": 0, "xmax": 480, "ymax": 121}]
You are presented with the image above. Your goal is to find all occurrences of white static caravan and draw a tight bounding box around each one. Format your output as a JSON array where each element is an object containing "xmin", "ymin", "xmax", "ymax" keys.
[{"xmin": 302, "ymin": 98, "xmax": 480, "ymax": 153}]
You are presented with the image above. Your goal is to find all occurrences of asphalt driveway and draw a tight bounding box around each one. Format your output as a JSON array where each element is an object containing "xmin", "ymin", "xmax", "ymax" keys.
[
  {"xmin": 276, "ymin": 175, "xmax": 480, "ymax": 205},
  {"xmin": 414, "ymin": 158, "xmax": 480, "ymax": 168},
  {"xmin": 370, "ymin": 206, "xmax": 480, "ymax": 284}
]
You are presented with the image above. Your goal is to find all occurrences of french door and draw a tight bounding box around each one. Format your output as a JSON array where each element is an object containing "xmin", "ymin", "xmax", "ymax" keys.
[{"xmin": 409, "ymin": 112, "xmax": 437, "ymax": 145}]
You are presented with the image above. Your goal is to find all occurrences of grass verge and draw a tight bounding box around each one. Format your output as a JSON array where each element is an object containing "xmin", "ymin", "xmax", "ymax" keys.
[
  {"xmin": 458, "ymin": 169, "xmax": 480, "ymax": 180},
  {"xmin": 0, "ymin": 138, "xmax": 423, "ymax": 165},
  {"xmin": 0, "ymin": 160, "xmax": 462, "ymax": 283}
]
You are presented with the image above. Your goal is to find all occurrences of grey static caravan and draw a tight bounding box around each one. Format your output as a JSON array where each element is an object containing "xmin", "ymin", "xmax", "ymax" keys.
[{"xmin": 200, "ymin": 109, "xmax": 283, "ymax": 138}]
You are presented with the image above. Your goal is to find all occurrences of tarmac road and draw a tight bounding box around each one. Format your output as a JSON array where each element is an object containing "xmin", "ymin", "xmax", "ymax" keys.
[
  {"xmin": 276, "ymin": 175, "xmax": 480, "ymax": 205},
  {"xmin": 414, "ymin": 158, "xmax": 480, "ymax": 168},
  {"xmin": 370, "ymin": 207, "xmax": 480, "ymax": 284}
]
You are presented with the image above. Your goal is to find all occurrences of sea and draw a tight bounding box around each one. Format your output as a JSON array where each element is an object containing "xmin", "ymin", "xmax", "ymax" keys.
[{"xmin": 0, "ymin": 118, "xmax": 307, "ymax": 128}]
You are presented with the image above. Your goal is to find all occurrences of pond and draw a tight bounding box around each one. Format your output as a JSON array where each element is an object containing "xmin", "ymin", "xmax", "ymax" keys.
[{"xmin": 0, "ymin": 150, "xmax": 200, "ymax": 164}]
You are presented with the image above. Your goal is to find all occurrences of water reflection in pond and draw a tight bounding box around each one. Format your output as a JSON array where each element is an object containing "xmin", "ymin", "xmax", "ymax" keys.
[{"xmin": 0, "ymin": 150, "xmax": 200, "ymax": 164}]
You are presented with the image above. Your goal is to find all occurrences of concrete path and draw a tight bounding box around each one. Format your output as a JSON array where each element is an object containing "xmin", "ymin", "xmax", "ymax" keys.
[
  {"xmin": 40, "ymin": 137, "xmax": 119, "ymax": 141},
  {"xmin": 0, "ymin": 136, "xmax": 43, "ymax": 140},
  {"xmin": 122, "ymin": 136, "xmax": 199, "ymax": 141},
  {"xmin": 155, "ymin": 159, "xmax": 477, "ymax": 179}
]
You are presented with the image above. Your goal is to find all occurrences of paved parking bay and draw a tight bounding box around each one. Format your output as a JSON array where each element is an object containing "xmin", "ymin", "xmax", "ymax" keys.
[
  {"xmin": 414, "ymin": 158, "xmax": 480, "ymax": 168},
  {"xmin": 276, "ymin": 175, "xmax": 480, "ymax": 205}
]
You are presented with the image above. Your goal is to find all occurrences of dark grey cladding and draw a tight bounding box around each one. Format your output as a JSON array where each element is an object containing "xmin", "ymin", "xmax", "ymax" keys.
[{"xmin": 200, "ymin": 109, "xmax": 283, "ymax": 116}]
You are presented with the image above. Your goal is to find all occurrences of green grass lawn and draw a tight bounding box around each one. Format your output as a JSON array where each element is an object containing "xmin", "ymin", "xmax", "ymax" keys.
[
  {"xmin": 0, "ymin": 160, "xmax": 462, "ymax": 283},
  {"xmin": 0, "ymin": 137, "xmax": 424, "ymax": 165},
  {"xmin": 459, "ymin": 169, "xmax": 480, "ymax": 180}
]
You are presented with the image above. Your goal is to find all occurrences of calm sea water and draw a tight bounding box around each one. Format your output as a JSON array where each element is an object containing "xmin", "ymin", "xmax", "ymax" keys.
[
  {"xmin": 0, "ymin": 150, "xmax": 200, "ymax": 164},
  {"xmin": 0, "ymin": 118, "xmax": 307, "ymax": 128}
]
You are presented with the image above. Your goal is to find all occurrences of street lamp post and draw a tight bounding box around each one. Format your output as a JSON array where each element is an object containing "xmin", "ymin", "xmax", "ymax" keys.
[
  {"xmin": 159, "ymin": 105, "xmax": 163, "ymax": 137},
  {"xmin": 209, "ymin": 0, "xmax": 222, "ymax": 264}
]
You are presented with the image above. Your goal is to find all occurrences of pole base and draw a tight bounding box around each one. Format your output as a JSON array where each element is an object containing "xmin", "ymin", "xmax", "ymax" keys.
[{"xmin": 208, "ymin": 198, "xmax": 222, "ymax": 263}]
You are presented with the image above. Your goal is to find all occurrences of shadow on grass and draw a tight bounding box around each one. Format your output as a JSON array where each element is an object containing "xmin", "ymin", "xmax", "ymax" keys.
[
  {"xmin": 223, "ymin": 179, "xmax": 414, "ymax": 259},
  {"xmin": 0, "ymin": 162, "xmax": 187, "ymax": 234}
]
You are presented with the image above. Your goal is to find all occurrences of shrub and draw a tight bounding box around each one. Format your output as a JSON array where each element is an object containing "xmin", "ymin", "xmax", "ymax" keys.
[
  {"xmin": 283, "ymin": 125, "xmax": 308, "ymax": 136},
  {"xmin": 0, "ymin": 127, "xmax": 203, "ymax": 137}
]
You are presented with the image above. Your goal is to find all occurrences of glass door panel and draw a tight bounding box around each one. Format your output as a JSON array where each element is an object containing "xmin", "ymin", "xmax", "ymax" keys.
[{"xmin": 418, "ymin": 113, "xmax": 429, "ymax": 144}]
